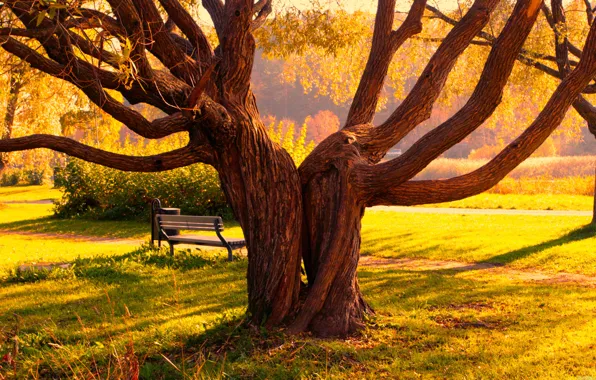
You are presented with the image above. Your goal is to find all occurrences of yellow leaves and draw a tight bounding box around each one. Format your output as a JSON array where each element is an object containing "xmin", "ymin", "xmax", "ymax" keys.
[{"xmin": 106, "ymin": 39, "xmax": 140, "ymax": 90}]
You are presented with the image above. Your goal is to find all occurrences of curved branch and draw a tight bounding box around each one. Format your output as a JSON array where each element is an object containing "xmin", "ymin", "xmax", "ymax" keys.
[
  {"xmin": 551, "ymin": 0, "xmax": 596, "ymax": 137},
  {"xmin": 0, "ymin": 135, "xmax": 215, "ymax": 170},
  {"xmin": 251, "ymin": 0, "xmax": 272, "ymax": 31},
  {"xmin": 344, "ymin": 0, "xmax": 426, "ymax": 129},
  {"xmin": 219, "ymin": 0, "xmax": 255, "ymax": 99},
  {"xmin": 540, "ymin": 2, "xmax": 583, "ymax": 59},
  {"xmin": 103, "ymin": 0, "xmax": 154, "ymax": 79},
  {"xmin": 361, "ymin": 19, "xmax": 596, "ymax": 206},
  {"xmin": 158, "ymin": 0, "xmax": 213, "ymax": 64},
  {"xmin": 132, "ymin": 0, "xmax": 201, "ymax": 85},
  {"xmin": 358, "ymin": 0, "xmax": 542, "ymax": 191},
  {"xmin": 428, "ymin": 3, "xmax": 583, "ymax": 61},
  {"xmin": 0, "ymin": 37, "xmax": 191, "ymax": 139},
  {"xmin": 203, "ymin": 0, "xmax": 225, "ymax": 39},
  {"xmin": 356, "ymin": 0, "xmax": 500, "ymax": 161}
]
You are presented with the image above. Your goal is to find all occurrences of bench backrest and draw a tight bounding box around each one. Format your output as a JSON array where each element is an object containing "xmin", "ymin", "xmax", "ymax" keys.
[{"xmin": 157, "ymin": 214, "xmax": 224, "ymax": 232}]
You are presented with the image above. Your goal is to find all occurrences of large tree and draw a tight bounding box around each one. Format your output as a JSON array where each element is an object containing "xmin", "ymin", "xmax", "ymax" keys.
[{"xmin": 2, "ymin": 0, "xmax": 596, "ymax": 337}]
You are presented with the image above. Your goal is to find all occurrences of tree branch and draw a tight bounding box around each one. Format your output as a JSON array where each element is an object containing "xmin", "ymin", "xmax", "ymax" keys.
[
  {"xmin": 0, "ymin": 135, "xmax": 215, "ymax": 170},
  {"xmin": 355, "ymin": 0, "xmax": 500, "ymax": 162},
  {"xmin": 103, "ymin": 0, "xmax": 154, "ymax": 79},
  {"xmin": 361, "ymin": 19, "xmax": 596, "ymax": 206},
  {"xmin": 541, "ymin": 2, "xmax": 583, "ymax": 59},
  {"xmin": 158, "ymin": 0, "xmax": 213, "ymax": 64},
  {"xmin": 251, "ymin": 0, "xmax": 272, "ymax": 31},
  {"xmin": 203, "ymin": 0, "xmax": 225, "ymax": 39},
  {"xmin": 132, "ymin": 0, "xmax": 202, "ymax": 85},
  {"xmin": 0, "ymin": 37, "xmax": 191, "ymax": 139},
  {"xmin": 344, "ymin": 0, "xmax": 426, "ymax": 129},
  {"xmin": 551, "ymin": 0, "xmax": 596, "ymax": 137},
  {"xmin": 218, "ymin": 0, "xmax": 255, "ymax": 99},
  {"xmin": 356, "ymin": 0, "xmax": 542, "ymax": 191}
]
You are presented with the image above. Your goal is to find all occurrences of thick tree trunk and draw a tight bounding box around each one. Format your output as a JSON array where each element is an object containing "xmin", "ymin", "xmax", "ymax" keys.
[
  {"xmin": 283, "ymin": 131, "xmax": 373, "ymax": 337},
  {"xmin": 300, "ymin": 170, "xmax": 371, "ymax": 337},
  {"xmin": 213, "ymin": 97, "xmax": 303, "ymax": 327}
]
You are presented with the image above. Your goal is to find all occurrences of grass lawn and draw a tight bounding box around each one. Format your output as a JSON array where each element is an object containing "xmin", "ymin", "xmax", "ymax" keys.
[
  {"xmin": 427, "ymin": 193, "xmax": 593, "ymax": 211},
  {"xmin": 361, "ymin": 211, "xmax": 596, "ymax": 275},
  {"xmin": 0, "ymin": 185, "xmax": 62, "ymax": 203},
  {"xmin": 1, "ymin": 189, "xmax": 596, "ymax": 378}
]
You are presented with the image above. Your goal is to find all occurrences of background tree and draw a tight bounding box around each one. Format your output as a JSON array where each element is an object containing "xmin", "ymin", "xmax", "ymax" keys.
[
  {"xmin": 305, "ymin": 109, "xmax": 339, "ymax": 143},
  {"xmin": 1, "ymin": 0, "xmax": 596, "ymax": 337}
]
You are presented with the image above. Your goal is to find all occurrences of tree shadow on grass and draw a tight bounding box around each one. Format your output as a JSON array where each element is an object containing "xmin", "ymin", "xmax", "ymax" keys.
[
  {"xmin": 484, "ymin": 223, "xmax": 596, "ymax": 265},
  {"xmin": 138, "ymin": 266, "xmax": 596, "ymax": 379}
]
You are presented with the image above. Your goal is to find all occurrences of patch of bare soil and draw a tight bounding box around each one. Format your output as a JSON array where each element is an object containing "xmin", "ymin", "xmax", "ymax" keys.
[{"xmin": 359, "ymin": 256, "xmax": 596, "ymax": 287}]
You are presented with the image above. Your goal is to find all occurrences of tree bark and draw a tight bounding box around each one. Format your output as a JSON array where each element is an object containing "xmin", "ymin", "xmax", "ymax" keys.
[
  {"xmin": 0, "ymin": 66, "xmax": 24, "ymax": 172},
  {"xmin": 3, "ymin": 0, "xmax": 596, "ymax": 339},
  {"xmin": 213, "ymin": 96, "xmax": 303, "ymax": 326}
]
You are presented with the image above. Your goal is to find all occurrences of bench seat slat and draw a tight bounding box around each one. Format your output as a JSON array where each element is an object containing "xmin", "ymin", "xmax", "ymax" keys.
[
  {"xmin": 160, "ymin": 223, "xmax": 223, "ymax": 231},
  {"xmin": 168, "ymin": 234, "xmax": 246, "ymax": 247},
  {"xmin": 158, "ymin": 215, "xmax": 222, "ymax": 224}
]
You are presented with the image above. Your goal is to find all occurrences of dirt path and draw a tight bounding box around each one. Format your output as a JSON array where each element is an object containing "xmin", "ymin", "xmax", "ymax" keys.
[
  {"xmin": 0, "ymin": 229, "xmax": 145, "ymax": 244},
  {"xmin": 2, "ymin": 199, "xmax": 54, "ymax": 204},
  {"xmin": 368, "ymin": 206, "xmax": 592, "ymax": 217},
  {"xmin": 360, "ymin": 256, "xmax": 596, "ymax": 287},
  {"xmin": 4, "ymin": 229, "xmax": 595, "ymax": 286}
]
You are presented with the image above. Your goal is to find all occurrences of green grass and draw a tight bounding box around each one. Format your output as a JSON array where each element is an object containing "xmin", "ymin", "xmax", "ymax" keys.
[
  {"xmin": 362, "ymin": 211, "xmax": 596, "ymax": 275},
  {"xmin": 2, "ymin": 248, "xmax": 596, "ymax": 378},
  {"xmin": 2, "ymin": 190, "xmax": 596, "ymax": 378},
  {"xmin": 0, "ymin": 185, "xmax": 62, "ymax": 203},
  {"xmin": 427, "ymin": 193, "xmax": 593, "ymax": 211}
]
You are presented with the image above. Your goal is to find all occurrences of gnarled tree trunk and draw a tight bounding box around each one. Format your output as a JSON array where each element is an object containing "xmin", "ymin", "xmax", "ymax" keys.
[{"xmin": 2, "ymin": 0, "xmax": 596, "ymax": 338}]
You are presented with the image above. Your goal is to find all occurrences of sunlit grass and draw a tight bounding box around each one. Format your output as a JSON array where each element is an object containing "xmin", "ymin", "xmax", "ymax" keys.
[
  {"xmin": 362, "ymin": 211, "xmax": 596, "ymax": 275},
  {"xmin": 2, "ymin": 250, "xmax": 596, "ymax": 378},
  {"xmin": 428, "ymin": 193, "xmax": 593, "ymax": 210},
  {"xmin": 0, "ymin": 185, "xmax": 62, "ymax": 203},
  {"xmin": 1, "ymin": 188, "xmax": 596, "ymax": 378}
]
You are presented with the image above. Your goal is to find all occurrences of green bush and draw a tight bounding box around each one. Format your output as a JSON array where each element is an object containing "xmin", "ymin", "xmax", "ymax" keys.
[
  {"xmin": 24, "ymin": 169, "xmax": 46, "ymax": 185},
  {"xmin": 54, "ymin": 160, "xmax": 230, "ymax": 220},
  {"xmin": 54, "ymin": 120, "xmax": 313, "ymax": 221},
  {"xmin": 0, "ymin": 168, "xmax": 47, "ymax": 186},
  {"xmin": 0, "ymin": 170, "xmax": 21, "ymax": 186}
]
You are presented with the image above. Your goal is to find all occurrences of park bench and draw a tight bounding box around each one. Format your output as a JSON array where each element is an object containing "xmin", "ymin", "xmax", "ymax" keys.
[{"xmin": 151, "ymin": 199, "xmax": 245, "ymax": 261}]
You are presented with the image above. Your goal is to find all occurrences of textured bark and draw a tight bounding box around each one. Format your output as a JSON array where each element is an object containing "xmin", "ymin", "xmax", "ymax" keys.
[
  {"xmin": 2, "ymin": 0, "xmax": 596, "ymax": 338},
  {"xmin": 289, "ymin": 130, "xmax": 373, "ymax": 336},
  {"xmin": 213, "ymin": 96, "xmax": 303, "ymax": 326},
  {"xmin": 0, "ymin": 66, "xmax": 25, "ymax": 171}
]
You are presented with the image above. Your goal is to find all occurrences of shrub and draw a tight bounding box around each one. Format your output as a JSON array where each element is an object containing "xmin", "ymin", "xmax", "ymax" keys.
[
  {"xmin": 23, "ymin": 169, "xmax": 46, "ymax": 185},
  {"xmin": 0, "ymin": 168, "xmax": 48, "ymax": 186},
  {"xmin": 54, "ymin": 159, "xmax": 231, "ymax": 220},
  {"xmin": 54, "ymin": 121, "xmax": 313, "ymax": 221},
  {"xmin": 1, "ymin": 170, "xmax": 21, "ymax": 186}
]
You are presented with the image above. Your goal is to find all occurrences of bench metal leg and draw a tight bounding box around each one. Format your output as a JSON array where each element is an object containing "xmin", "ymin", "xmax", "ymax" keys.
[
  {"xmin": 169, "ymin": 243, "xmax": 174, "ymax": 256},
  {"xmin": 226, "ymin": 245, "xmax": 233, "ymax": 262}
]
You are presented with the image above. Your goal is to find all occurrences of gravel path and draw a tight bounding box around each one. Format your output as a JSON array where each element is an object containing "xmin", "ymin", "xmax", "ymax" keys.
[{"xmin": 368, "ymin": 206, "xmax": 592, "ymax": 217}]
